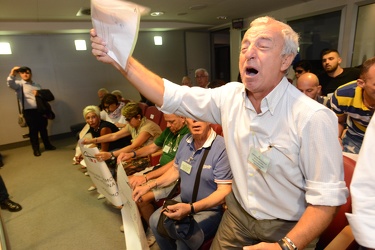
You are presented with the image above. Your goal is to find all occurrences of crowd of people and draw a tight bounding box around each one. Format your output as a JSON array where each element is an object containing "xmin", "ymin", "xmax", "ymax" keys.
[
  {"xmin": 90, "ymin": 15, "xmax": 375, "ymax": 250},
  {"xmin": 3, "ymin": 12, "xmax": 374, "ymax": 250}
]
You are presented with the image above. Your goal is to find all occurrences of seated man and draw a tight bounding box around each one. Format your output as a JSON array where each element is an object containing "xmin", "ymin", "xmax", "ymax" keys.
[
  {"xmin": 297, "ymin": 72, "xmax": 330, "ymax": 106},
  {"xmin": 133, "ymin": 118, "xmax": 232, "ymax": 249},
  {"xmin": 119, "ymin": 113, "xmax": 188, "ymax": 219},
  {"xmin": 331, "ymin": 57, "xmax": 375, "ymax": 154}
]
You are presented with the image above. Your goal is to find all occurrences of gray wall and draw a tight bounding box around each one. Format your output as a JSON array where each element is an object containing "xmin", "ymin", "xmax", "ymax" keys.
[{"xmin": 0, "ymin": 30, "xmax": 208, "ymax": 146}]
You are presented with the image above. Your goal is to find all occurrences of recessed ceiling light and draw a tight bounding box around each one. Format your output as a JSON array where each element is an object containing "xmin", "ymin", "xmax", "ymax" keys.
[
  {"xmin": 189, "ymin": 4, "xmax": 207, "ymax": 10},
  {"xmin": 150, "ymin": 11, "xmax": 164, "ymax": 17},
  {"xmin": 217, "ymin": 16, "xmax": 227, "ymax": 20}
]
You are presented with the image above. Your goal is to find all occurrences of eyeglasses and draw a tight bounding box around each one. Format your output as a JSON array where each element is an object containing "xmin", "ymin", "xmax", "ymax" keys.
[
  {"xmin": 295, "ymin": 70, "xmax": 304, "ymax": 74},
  {"xmin": 104, "ymin": 103, "xmax": 114, "ymax": 111}
]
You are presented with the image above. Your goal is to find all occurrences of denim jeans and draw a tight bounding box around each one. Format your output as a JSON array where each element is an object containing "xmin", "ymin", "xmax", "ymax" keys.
[
  {"xmin": 149, "ymin": 195, "xmax": 222, "ymax": 250},
  {"xmin": 342, "ymin": 134, "xmax": 362, "ymax": 154}
]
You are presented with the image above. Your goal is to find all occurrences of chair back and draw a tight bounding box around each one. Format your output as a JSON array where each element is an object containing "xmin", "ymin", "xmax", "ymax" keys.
[
  {"xmin": 210, "ymin": 124, "xmax": 223, "ymax": 136},
  {"xmin": 138, "ymin": 102, "xmax": 148, "ymax": 116},
  {"xmin": 144, "ymin": 106, "xmax": 162, "ymax": 125},
  {"xmin": 159, "ymin": 114, "xmax": 168, "ymax": 130}
]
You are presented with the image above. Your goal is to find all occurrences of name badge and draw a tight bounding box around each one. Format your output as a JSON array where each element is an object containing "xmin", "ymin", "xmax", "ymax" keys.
[
  {"xmin": 181, "ymin": 161, "xmax": 192, "ymax": 174},
  {"xmin": 248, "ymin": 147, "xmax": 271, "ymax": 173},
  {"xmin": 163, "ymin": 145, "xmax": 171, "ymax": 153}
]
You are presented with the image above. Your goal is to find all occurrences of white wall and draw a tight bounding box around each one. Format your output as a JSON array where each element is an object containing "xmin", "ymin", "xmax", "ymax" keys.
[{"xmin": 0, "ymin": 31, "xmax": 190, "ymax": 146}]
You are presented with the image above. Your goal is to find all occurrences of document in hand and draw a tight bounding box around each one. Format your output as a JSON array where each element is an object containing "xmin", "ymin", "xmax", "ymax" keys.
[{"xmin": 91, "ymin": 0, "xmax": 150, "ymax": 69}]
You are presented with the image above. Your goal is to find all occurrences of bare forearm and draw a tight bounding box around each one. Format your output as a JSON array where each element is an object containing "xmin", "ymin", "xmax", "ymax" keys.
[
  {"xmin": 134, "ymin": 143, "xmax": 159, "ymax": 158},
  {"xmin": 119, "ymin": 57, "xmax": 165, "ymax": 107},
  {"xmin": 286, "ymin": 205, "xmax": 338, "ymax": 249},
  {"xmin": 193, "ymin": 184, "xmax": 232, "ymax": 213},
  {"xmin": 145, "ymin": 162, "xmax": 173, "ymax": 180},
  {"xmin": 150, "ymin": 166, "xmax": 179, "ymax": 189}
]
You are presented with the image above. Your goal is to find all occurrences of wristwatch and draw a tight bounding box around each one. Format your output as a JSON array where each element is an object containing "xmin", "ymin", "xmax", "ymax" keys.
[{"xmin": 110, "ymin": 152, "xmax": 116, "ymax": 160}]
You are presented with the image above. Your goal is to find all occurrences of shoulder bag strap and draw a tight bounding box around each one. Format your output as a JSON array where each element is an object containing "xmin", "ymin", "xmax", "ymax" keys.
[
  {"xmin": 191, "ymin": 146, "xmax": 210, "ymax": 202},
  {"xmin": 17, "ymin": 86, "xmax": 24, "ymax": 114}
]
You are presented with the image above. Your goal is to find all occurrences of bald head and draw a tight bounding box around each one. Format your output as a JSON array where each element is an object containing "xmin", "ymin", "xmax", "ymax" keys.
[{"xmin": 296, "ymin": 73, "xmax": 321, "ymax": 100}]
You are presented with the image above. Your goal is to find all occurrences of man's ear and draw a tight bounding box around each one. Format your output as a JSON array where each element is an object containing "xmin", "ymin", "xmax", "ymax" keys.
[
  {"xmin": 281, "ymin": 54, "xmax": 295, "ymax": 72},
  {"xmin": 357, "ymin": 79, "xmax": 365, "ymax": 88},
  {"xmin": 338, "ymin": 56, "xmax": 342, "ymax": 65}
]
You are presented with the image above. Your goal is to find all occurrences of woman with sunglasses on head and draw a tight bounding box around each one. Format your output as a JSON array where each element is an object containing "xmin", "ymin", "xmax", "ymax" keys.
[
  {"xmin": 100, "ymin": 93, "xmax": 127, "ymax": 128},
  {"xmin": 82, "ymin": 102, "xmax": 162, "ymax": 175}
]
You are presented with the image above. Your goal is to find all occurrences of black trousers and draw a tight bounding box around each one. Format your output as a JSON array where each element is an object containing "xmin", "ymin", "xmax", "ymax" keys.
[
  {"xmin": 23, "ymin": 109, "xmax": 52, "ymax": 150},
  {"xmin": 0, "ymin": 176, "xmax": 9, "ymax": 202}
]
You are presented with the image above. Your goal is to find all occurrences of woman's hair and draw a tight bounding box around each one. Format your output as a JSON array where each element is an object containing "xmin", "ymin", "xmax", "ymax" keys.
[
  {"xmin": 83, "ymin": 105, "xmax": 100, "ymax": 119},
  {"xmin": 101, "ymin": 93, "xmax": 119, "ymax": 106},
  {"xmin": 121, "ymin": 102, "xmax": 143, "ymax": 118}
]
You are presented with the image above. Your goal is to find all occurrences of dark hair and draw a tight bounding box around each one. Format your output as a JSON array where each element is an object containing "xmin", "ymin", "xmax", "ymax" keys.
[
  {"xmin": 360, "ymin": 57, "xmax": 375, "ymax": 79},
  {"xmin": 320, "ymin": 49, "xmax": 340, "ymax": 58},
  {"xmin": 101, "ymin": 93, "xmax": 119, "ymax": 106},
  {"xmin": 293, "ymin": 60, "xmax": 312, "ymax": 72},
  {"xmin": 18, "ymin": 66, "xmax": 32, "ymax": 73}
]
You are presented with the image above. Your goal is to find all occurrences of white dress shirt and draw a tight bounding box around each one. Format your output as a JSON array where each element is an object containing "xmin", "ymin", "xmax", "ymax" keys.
[
  {"xmin": 346, "ymin": 115, "xmax": 375, "ymax": 248},
  {"xmin": 160, "ymin": 77, "xmax": 348, "ymax": 221}
]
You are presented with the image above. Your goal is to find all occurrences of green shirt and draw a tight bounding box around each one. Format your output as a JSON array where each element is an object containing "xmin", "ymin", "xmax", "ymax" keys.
[{"xmin": 154, "ymin": 125, "xmax": 189, "ymax": 166}]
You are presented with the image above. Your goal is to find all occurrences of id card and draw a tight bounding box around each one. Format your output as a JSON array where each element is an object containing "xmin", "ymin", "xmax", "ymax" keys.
[
  {"xmin": 248, "ymin": 147, "xmax": 271, "ymax": 173},
  {"xmin": 180, "ymin": 161, "xmax": 192, "ymax": 174},
  {"xmin": 163, "ymin": 145, "xmax": 171, "ymax": 153}
]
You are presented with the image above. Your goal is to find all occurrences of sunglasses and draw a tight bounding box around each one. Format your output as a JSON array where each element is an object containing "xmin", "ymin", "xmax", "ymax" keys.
[{"xmin": 295, "ymin": 70, "xmax": 304, "ymax": 74}]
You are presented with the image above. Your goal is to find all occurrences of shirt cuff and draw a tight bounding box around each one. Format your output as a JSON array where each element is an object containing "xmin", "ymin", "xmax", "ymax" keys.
[{"xmin": 305, "ymin": 180, "xmax": 348, "ymax": 206}]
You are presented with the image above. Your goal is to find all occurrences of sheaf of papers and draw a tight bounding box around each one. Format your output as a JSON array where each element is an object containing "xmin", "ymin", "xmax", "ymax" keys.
[
  {"xmin": 91, "ymin": 0, "xmax": 150, "ymax": 69},
  {"xmin": 117, "ymin": 162, "xmax": 149, "ymax": 250}
]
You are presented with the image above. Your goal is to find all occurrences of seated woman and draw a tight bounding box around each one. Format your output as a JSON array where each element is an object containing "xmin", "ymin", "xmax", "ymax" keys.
[
  {"xmin": 78, "ymin": 105, "xmax": 131, "ymax": 197},
  {"xmin": 132, "ymin": 118, "xmax": 232, "ymax": 250},
  {"xmin": 100, "ymin": 93, "xmax": 127, "ymax": 128},
  {"xmin": 82, "ymin": 102, "xmax": 162, "ymax": 175}
]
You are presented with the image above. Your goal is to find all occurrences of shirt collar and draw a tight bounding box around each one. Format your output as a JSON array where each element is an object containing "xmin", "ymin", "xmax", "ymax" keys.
[
  {"xmin": 186, "ymin": 128, "xmax": 217, "ymax": 150},
  {"xmin": 241, "ymin": 77, "xmax": 290, "ymax": 115}
]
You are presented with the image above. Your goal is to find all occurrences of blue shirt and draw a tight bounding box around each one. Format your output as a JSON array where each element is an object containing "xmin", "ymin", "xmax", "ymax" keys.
[{"xmin": 174, "ymin": 129, "xmax": 232, "ymax": 211}]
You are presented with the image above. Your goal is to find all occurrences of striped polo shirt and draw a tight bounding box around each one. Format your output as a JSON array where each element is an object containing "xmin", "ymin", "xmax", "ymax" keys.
[{"xmin": 331, "ymin": 81, "xmax": 374, "ymax": 140}]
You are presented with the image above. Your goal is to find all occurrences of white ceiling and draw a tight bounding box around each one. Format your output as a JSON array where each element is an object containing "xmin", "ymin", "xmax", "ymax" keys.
[{"xmin": 0, "ymin": 0, "xmax": 309, "ymax": 33}]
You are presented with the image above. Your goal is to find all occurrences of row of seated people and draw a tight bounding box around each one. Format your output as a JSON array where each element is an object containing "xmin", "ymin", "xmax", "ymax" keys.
[{"xmin": 74, "ymin": 97, "xmax": 228, "ymax": 249}]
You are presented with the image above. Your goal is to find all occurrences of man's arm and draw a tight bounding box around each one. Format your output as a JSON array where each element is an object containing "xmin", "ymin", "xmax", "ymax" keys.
[
  {"xmin": 90, "ymin": 29, "xmax": 164, "ymax": 107},
  {"xmin": 83, "ymin": 128, "xmax": 129, "ymax": 145},
  {"xmin": 244, "ymin": 205, "xmax": 339, "ymax": 250},
  {"xmin": 337, "ymin": 114, "xmax": 347, "ymax": 138}
]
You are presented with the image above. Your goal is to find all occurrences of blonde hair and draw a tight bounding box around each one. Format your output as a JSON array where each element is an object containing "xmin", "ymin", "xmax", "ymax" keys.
[
  {"xmin": 121, "ymin": 102, "xmax": 142, "ymax": 118},
  {"xmin": 83, "ymin": 105, "xmax": 100, "ymax": 119}
]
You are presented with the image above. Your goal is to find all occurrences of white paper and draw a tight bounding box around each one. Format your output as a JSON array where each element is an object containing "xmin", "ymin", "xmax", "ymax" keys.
[
  {"xmin": 117, "ymin": 162, "xmax": 149, "ymax": 250},
  {"xmin": 91, "ymin": 0, "xmax": 150, "ymax": 69},
  {"xmin": 79, "ymin": 146, "xmax": 122, "ymax": 206}
]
